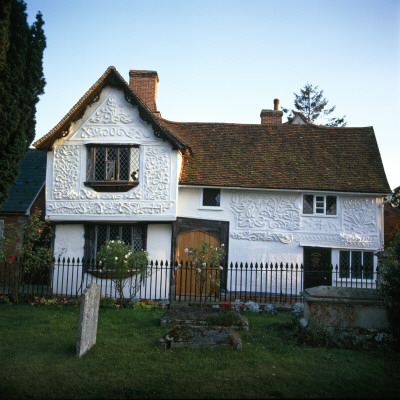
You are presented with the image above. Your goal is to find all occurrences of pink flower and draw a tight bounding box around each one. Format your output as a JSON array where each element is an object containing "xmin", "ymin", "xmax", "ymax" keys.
[
  {"xmin": 221, "ymin": 243, "xmax": 225, "ymax": 247},
  {"xmin": 115, "ymin": 304, "xmax": 121, "ymax": 308},
  {"xmin": 202, "ymin": 262, "xmax": 206, "ymax": 267},
  {"xmin": 196, "ymin": 268, "xmax": 201, "ymax": 273},
  {"xmin": 219, "ymin": 266, "xmax": 223, "ymax": 270},
  {"xmin": 184, "ymin": 248, "xmax": 189, "ymax": 253}
]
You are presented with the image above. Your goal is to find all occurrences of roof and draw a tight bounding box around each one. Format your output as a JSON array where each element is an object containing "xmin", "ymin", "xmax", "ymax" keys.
[
  {"xmin": 161, "ymin": 119, "xmax": 391, "ymax": 194},
  {"xmin": 0, "ymin": 150, "xmax": 46, "ymax": 213},
  {"xmin": 33, "ymin": 66, "xmax": 187, "ymax": 151}
]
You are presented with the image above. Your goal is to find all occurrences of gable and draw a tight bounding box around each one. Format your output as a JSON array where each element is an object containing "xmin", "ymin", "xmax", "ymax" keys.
[
  {"xmin": 65, "ymin": 86, "xmax": 162, "ymax": 145},
  {"xmin": 34, "ymin": 66, "xmax": 187, "ymax": 151}
]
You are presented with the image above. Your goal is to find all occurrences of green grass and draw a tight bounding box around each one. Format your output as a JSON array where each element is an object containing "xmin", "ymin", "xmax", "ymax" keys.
[{"xmin": 1, "ymin": 305, "xmax": 400, "ymax": 399}]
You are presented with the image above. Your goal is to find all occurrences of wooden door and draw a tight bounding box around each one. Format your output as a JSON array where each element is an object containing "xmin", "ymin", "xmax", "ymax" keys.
[
  {"xmin": 176, "ymin": 230, "xmax": 220, "ymax": 296},
  {"xmin": 303, "ymin": 247, "xmax": 332, "ymax": 289}
]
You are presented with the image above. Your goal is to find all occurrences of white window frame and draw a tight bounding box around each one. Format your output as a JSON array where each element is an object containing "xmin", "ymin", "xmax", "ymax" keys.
[
  {"xmin": 337, "ymin": 250, "xmax": 375, "ymax": 281},
  {"xmin": 302, "ymin": 194, "xmax": 337, "ymax": 216},
  {"xmin": 199, "ymin": 188, "xmax": 223, "ymax": 210}
]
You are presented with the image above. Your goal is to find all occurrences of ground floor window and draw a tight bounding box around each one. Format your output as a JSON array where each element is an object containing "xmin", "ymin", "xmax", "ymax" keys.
[
  {"xmin": 85, "ymin": 224, "xmax": 146, "ymax": 262},
  {"xmin": 339, "ymin": 250, "xmax": 374, "ymax": 279}
]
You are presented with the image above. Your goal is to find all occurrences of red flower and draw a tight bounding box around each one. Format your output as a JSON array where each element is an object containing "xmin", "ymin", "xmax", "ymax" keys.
[{"xmin": 8, "ymin": 255, "xmax": 14, "ymax": 262}]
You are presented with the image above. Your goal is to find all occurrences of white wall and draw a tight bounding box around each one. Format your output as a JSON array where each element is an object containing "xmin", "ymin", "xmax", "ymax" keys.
[
  {"xmin": 46, "ymin": 86, "xmax": 179, "ymax": 223},
  {"xmin": 178, "ymin": 187, "xmax": 383, "ymax": 264}
]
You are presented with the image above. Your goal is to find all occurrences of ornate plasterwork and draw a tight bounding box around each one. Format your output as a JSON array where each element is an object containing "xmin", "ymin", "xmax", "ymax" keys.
[
  {"xmin": 230, "ymin": 194, "xmax": 301, "ymax": 231},
  {"xmin": 73, "ymin": 95, "xmax": 156, "ymax": 141},
  {"xmin": 47, "ymin": 201, "xmax": 173, "ymax": 216},
  {"xmin": 53, "ymin": 145, "xmax": 80, "ymax": 200},
  {"xmin": 79, "ymin": 188, "xmax": 142, "ymax": 201},
  {"xmin": 343, "ymin": 198, "xmax": 377, "ymax": 234},
  {"xmin": 231, "ymin": 231, "xmax": 294, "ymax": 244},
  {"xmin": 144, "ymin": 147, "xmax": 170, "ymax": 200},
  {"xmin": 301, "ymin": 217, "xmax": 340, "ymax": 232}
]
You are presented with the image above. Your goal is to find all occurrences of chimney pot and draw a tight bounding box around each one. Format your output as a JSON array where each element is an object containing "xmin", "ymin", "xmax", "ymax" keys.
[{"xmin": 260, "ymin": 98, "xmax": 283, "ymax": 125}]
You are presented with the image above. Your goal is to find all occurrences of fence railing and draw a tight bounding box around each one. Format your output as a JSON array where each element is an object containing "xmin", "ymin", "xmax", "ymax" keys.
[{"xmin": 0, "ymin": 258, "xmax": 381, "ymax": 305}]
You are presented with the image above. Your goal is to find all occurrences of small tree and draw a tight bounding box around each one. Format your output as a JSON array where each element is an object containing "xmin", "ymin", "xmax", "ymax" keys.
[
  {"xmin": 282, "ymin": 83, "xmax": 346, "ymax": 127},
  {"xmin": 390, "ymin": 186, "xmax": 400, "ymax": 209},
  {"xmin": 379, "ymin": 232, "xmax": 400, "ymax": 335},
  {"xmin": 183, "ymin": 241, "xmax": 226, "ymax": 308},
  {"xmin": 96, "ymin": 240, "xmax": 150, "ymax": 307},
  {"xmin": 0, "ymin": 209, "xmax": 53, "ymax": 303}
]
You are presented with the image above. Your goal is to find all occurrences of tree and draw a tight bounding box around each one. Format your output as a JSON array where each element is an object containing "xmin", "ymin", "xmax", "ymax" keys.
[
  {"xmin": 0, "ymin": 0, "xmax": 46, "ymax": 206},
  {"xmin": 282, "ymin": 83, "xmax": 346, "ymax": 127},
  {"xmin": 391, "ymin": 186, "xmax": 400, "ymax": 208}
]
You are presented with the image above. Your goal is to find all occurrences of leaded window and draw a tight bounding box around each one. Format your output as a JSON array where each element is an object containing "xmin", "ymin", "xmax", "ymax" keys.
[
  {"xmin": 339, "ymin": 250, "xmax": 374, "ymax": 279},
  {"xmin": 303, "ymin": 194, "xmax": 337, "ymax": 215},
  {"xmin": 86, "ymin": 145, "xmax": 139, "ymax": 191},
  {"xmin": 202, "ymin": 188, "xmax": 221, "ymax": 207},
  {"xmin": 86, "ymin": 224, "xmax": 146, "ymax": 263}
]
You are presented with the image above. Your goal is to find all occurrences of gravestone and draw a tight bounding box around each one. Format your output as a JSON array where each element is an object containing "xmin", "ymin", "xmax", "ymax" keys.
[{"xmin": 76, "ymin": 283, "xmax": 101, "ymax": 357}]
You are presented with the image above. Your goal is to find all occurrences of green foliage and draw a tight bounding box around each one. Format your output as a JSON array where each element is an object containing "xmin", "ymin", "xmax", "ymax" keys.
[
  {"xmin": 282, "ymin": 83, "xmax": 346, "ymax": 127},
  {"xmin": 96, "ymin": 239, "xmax": 150, "ymax": 307},
  {"xmin": 99, "ymin": 295, "xmax": 118, "ymax": 308},
  {"xmin": 133, "ymin": 300, "xmax": 161, "ymax": 311},
  {"xmin": 0, "ymin": 209, "xmax": 53, "ymax": 303},
  {"xmin": 391, "ymin": 186, "xmax": 400, "ymax": 208},
  {"xmin": 0, "ymin": 0, "xmax": 46, "ymax": 206},
  {"xmin": 379, "ymin": 232, "xmax": 400, "ymax": 332},
  {"xmin": 183, "ymin": 241, "xmax": 226, "ymax": 307}
]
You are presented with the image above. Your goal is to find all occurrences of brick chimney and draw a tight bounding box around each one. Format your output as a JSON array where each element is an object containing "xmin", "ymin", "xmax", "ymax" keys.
[
  {"xmin": 129, "ymin": 70, "xmax": 160, "ymax": 116},
  {"xmin": 260, "ymin": 98, "xmax": 283, "ymax": 124}
]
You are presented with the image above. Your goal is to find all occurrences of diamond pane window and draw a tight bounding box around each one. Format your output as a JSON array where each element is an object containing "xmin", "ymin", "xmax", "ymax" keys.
[
  {"xmin": 303, "ymin": 195, "xmax": 314, "ymax": 214},
  {"xmin": 302, "ymin": 195, "xmax": 337, "ymax": 216},
  {"xmin": 203, "ymin": 188, "xmax": 221, "ymax": 207},
  {"xmin": 339, "ymin": 250, "xmax": 374, "ymax": 280},
  {"xmin": 339, "ymin": 251, "xmax": 350, "ymax": 278},
  {"xmin": 87, "ymin": 224, "xmax": 146, "ymax": 262},
  {"xmin": 86, "ymin": 145, "xmax": 139, "ymax": 190}
]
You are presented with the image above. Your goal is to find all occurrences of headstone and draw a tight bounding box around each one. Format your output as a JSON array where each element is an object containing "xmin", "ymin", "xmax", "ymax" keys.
[{"xmin": 76, "ymin": 283, "xmax": 101, "ymax": 357}]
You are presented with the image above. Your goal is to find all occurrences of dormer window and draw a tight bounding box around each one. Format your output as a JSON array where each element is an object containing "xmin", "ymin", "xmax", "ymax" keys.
[
  {"xmin": 85, "ymin": 145, "xmax": 139, "ymax": 192},
  {"xmin": 303, "ymin": 194, "xmax": 337, "ymax": 216}
]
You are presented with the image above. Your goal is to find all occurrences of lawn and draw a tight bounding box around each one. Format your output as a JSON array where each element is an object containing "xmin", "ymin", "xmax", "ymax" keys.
[{"xmin": 1, "ymin": 304, "xmax": 399, "ymax": 399}]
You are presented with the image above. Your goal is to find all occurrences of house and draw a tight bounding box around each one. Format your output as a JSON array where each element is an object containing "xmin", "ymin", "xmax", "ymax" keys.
[
  {"xmin": 0, "ymin": 149, "xmax": 47, "ymax": 244},
  {"xmin": 33, "ymin": 66, "xmax": 391, "ymax": 299}
]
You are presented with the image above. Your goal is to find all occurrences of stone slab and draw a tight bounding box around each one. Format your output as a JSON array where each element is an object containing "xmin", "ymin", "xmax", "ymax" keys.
[
  {"xmin": 160, "ymin": 305, "xmax": 249, "ymax": 331},
  {"xmin": 303, "ymin": 286, "xmax": 389, "ymax": 330},
  {"xmin": 159, "ymin": 325, "xmax": 242, "ymax": 349},
  {"xmin": 76, "ymin": 283, "xmax": 101, "ymax": 357}
]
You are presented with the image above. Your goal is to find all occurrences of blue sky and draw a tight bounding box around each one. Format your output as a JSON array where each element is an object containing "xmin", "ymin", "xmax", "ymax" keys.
[{"xmin": 26, "ymin": 0, "xmax": 400, "ymax": 190}]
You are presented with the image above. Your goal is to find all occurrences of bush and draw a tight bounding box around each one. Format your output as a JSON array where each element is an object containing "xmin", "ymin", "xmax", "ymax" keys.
[{"xmin": 379, "ymin": 232, "xmax": 400, "ymax": 333}]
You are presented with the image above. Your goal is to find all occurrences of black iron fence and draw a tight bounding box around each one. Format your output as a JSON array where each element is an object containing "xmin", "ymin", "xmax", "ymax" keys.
[{"xmin": 0, "ymin": 258, "xmax": 381, "ymax": 305}]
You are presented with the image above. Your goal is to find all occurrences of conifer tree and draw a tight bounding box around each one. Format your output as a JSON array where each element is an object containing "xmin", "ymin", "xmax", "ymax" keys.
[
  {"xmin": 282, "ymin": 83, "xmax": 346, "ymax": 127},
  {"xmin": 0, "ymin": 0, "xmax": 46, "ymax": 206}
]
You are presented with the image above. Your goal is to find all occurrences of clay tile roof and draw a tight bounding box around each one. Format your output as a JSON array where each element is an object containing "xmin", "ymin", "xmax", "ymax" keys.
[
  {"xmin": 160, "ymin": 119, "xmax": 390, "ymax": 194},
  {"xmin": 33, "ymin": 66, "xmax": 187, "ymax": 151}
]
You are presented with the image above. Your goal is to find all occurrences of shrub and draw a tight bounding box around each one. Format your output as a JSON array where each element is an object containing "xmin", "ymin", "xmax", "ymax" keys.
[{"xmin": 379, "ymin": 232, "xmax": 400, "ymax": 333}]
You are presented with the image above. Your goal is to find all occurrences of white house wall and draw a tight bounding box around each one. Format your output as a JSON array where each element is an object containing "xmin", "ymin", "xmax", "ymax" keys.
[
  {"xmin": 177, "ymin": 187, "xmax": 383, "ymax": 264},
  {"xmin": 45, "ymin": 86, "xmax": 179, "ymax": 222}
]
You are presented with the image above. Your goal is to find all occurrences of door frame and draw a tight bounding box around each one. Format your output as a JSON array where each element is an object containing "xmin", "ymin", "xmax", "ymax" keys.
[
  {"xmin": 171, "ymin": 218, "xmax": 230, "ymax": 295},
  {"xmin": 303, "ymin": 246, "xmax": 332, "ymax": 289}
]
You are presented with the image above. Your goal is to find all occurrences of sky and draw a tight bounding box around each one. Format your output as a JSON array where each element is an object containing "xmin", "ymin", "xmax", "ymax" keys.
[{"xmin": 25, "ymin": 0, "xmax": 400, "ymax": 190}]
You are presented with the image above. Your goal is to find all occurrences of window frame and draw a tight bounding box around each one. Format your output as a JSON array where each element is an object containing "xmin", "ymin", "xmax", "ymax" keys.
[
  {"xmin": 85, "ymin": 223, "xmax": 147, "ymax": 265},
  {"xmin": 339, "ymin": 250, "xmax": 375, "ymax": 280},
  {"xmin": 302, "ymin": 194, "xmax": 337, "ymax": 216},
  {"xmin": 84, "ymin": 144, "xmax": 140, "ymax": 192},
  {"xmin": 200, "ymin": 188, "xmax": 223, "ymax": 210}
]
